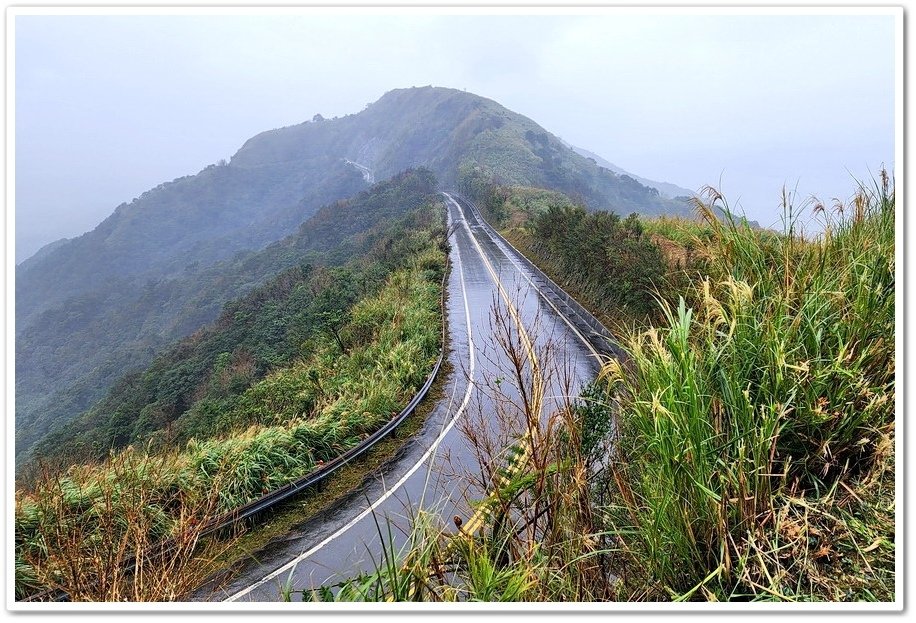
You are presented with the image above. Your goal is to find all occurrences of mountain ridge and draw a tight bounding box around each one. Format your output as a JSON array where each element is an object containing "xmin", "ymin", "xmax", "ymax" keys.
[
  {"xmin": 16, "ymin": 85, "xmax": 696, "ymax": 460},
  {"xmin": 565, "ymin": 143, "xmax": 696, "ymax": 199}
]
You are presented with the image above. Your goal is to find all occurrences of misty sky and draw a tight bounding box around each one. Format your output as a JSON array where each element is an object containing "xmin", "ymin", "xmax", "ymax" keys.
[{"xmin": 14, "ymin": 10, "xmax": 897, "ymax": 262}]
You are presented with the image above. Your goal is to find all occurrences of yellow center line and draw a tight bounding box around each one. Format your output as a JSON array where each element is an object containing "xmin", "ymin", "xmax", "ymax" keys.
[
  {"xmin": 451, "ymin": 196, "xmax": 543, "ymax": 541},
  {"xmin": 387, "ymin": 198, "xmax": 544, "ymax": 601},
  {"xmin": 454, "ymin": 196, "xmax": 543, "ymax": 530},
  {"xmin": 455, "ymin": 197, "xmax": 544, "ymax": 427}
]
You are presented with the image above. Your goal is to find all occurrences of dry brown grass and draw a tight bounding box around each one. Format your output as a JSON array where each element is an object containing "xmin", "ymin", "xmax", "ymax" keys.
[{"xmin": 17, "ymin": 453, "xmax": 238, "ymax": 602}]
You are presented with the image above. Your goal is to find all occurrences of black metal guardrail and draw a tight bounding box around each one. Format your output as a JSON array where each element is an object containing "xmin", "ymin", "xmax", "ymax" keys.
[
  {"xmin": 198, "ymin": 253, "xmax": 449, "ymax": 534},
  {"xmin": 448, "ymin": 192, "xmax": 624, "ymax": 361},
  {"xmin": 21, "ymin": 253, "xmax": 452, "ymax": 603}
]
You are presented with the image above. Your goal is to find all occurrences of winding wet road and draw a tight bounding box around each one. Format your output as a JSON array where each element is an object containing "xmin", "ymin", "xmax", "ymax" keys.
[{"xmin": 209, "ymin": 193, "xmax": 606, "ymax": 602}]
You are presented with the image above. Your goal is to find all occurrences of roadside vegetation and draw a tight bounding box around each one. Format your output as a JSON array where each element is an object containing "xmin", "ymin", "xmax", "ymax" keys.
[
  {"xmin": 461, "ymin": 181, "xmax": 682, "ymax": 327},
  {"xmin": 317, "ymin": 172, "xmax": 895, "ymax": 602},
  {"xmin": 599, "ymin": 174, "xmax": 895, "ymax": 600},
  {"xmin": 15, "ymin": 172, "xmax": 448, "ymax": 601},
  {"xmin": 24, "ymin": 169, "xmax": 443, "ymax": 472},
  {"xmin": 16, "ymin": 166, "xmax": 433, "ymax": 465}
]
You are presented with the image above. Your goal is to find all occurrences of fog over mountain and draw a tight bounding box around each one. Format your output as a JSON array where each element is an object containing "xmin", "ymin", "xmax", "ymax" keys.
[
  {"xmin": 15, "ymin": 13, "xmax": 895, "ymax": 262},
  {"xmin": 11, "ymin": 12, "xmax": 900, "ymax": 607},
  {"xmin": 13, "ymin": 10, "xmax": 897, "ymax": 460},
  {"xmin": 14, "ymin": 86, "xmax": 691, "ymax": 460},
  {"xmin": 563, "ymin": 143, "xmax": 696, "ymax": 200}
]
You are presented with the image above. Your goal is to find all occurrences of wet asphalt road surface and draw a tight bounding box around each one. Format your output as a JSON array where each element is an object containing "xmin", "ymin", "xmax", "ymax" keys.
[{"xmin": 207, "ymin": 193, "xmax": 604, "ymax": 602}]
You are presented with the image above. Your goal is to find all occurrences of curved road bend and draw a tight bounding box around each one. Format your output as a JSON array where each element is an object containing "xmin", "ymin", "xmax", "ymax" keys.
[{"xmin": 211, "ymin": 192, "xmax": 604, "ymax": 602}]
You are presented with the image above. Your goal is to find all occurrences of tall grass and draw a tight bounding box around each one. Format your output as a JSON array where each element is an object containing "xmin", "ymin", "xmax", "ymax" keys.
[
  {"xmin": 15, "ymin": 451, "xmax": 231, "ymax": 601},
  {"xmin": 641, "ymin": 214, "xmax": 714, "ymax": 248},
  {"xmin": 15, "ymin": 243, "xmax": 446, "ymax": 600},
  {"xmin": 318, "ymin": 173, "xmax": 895, "ymax": 603},
  {"xmin": 295, "ymin": 297, "xmax": 616, "ymax": 602},
  {"xmin": 490, "ymin": 186, "xmax": 690, "ymax": 329},
  {"xmin": 601, "ymin": 174, "xmax": 895, "ymax": 600}
]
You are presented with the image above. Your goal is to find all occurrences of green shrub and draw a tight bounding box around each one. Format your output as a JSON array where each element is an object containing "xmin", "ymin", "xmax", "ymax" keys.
[
  {"xmin": 601, "ymin": 175, "xmax": 895, "ymax": 599},
  {"xmin": 15, "ymin": 236, "xmax": 446, "ymax": 599}
]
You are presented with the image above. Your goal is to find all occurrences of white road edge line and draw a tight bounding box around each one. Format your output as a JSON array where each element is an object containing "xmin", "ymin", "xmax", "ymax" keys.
[
  {"xmin": 224, "ymin": 199, "xmax": 478, "ymax": 602},
  {"xmin": 443, "ymin": 193, "xmax": 602, "ymax": 362}
]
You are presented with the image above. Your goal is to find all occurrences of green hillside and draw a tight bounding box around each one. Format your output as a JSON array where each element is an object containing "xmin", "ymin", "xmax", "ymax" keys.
[
  {"xmin": 18, "ymin": 169, "xmax": 439, "ymax": 463},
  {"xmin": 16, "ymin": 86, "xmax": 694, "ymax": 462},
  {"xmin": 324, "ymin": 176, "xmax": 895, "ymax": 603},
  {"xmin": 16, "ymin": 210, "xmax": 446, "ymax": 600}
]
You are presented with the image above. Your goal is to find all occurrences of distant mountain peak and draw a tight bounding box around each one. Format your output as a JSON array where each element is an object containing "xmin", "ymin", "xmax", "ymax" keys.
[
  {"xmin": 562, "ymin": 141, "xmax": 696, "ymax": 200},
  {"xmin": 17, "ymin": 85, "xmax": 699, "ymax": 460}
]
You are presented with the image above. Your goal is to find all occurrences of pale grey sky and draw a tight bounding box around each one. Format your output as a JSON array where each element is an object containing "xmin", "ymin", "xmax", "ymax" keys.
[{"xmin": 14, "ymin": 11, "xmax": 897, "ymax": 262}]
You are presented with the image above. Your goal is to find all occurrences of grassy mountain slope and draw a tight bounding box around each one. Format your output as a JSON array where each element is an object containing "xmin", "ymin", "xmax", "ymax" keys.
[
  {"xmin": 326, "ymin": 176, "xmax": 894, "ymax": 603},
  {"xmin": 16, "ymin": 85, "xmax": 693, "ymax": 461},
  {"xmin": 17, "ymin": 169, "xmax": 439, "ymax": 462},
  {"xmin": 16, "ymin": 213, "xmax": 446, "ymax": 599},
  {"xmin": 16, "ymin": 161, "xmax": 366, "ymax": 324},
  {"xmin": 26, "ymin": 170, "xmax": 443, "ymax": 471},
  {"xmin": 230, "ymin": 86, "xmax": 692, "ymax": 215}
]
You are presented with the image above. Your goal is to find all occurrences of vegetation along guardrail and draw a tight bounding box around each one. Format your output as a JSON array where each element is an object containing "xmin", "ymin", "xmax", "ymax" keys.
[
  {"xmin": 449, "ymin": 192, "xmax": 623, "ymax": 360},
  {"xmin": 25, "ymin": 247, "xmax": 452, "ymax": 603}
]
